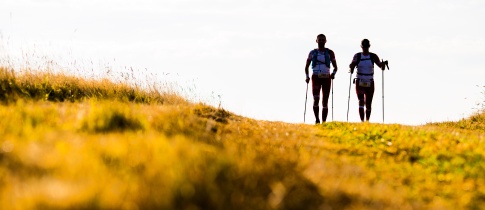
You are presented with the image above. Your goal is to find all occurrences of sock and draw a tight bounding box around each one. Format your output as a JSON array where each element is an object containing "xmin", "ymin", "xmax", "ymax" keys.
[
  {"xmin": 322, "ymin": 107, "xmax": 328, "ymax": 122},
  {"xmin": 359, "ymin": 106, "xmax": 365, "ymax": 122},
  {"xmin": 313, "ymin": 106, "xmax": 320, "ymax": 123},
  {"xmin": 366, "ymin": 109, "xmax": 371, "ymax": 121}
]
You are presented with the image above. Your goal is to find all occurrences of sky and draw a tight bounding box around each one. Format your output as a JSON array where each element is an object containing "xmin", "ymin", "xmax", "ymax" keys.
[{"xmin": 1, "ymin": 0, "xmax": 484, "ymax": 125}]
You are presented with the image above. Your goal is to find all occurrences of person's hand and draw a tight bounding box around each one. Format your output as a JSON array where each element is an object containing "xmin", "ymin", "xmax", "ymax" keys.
[
  {"xmin": 380, "ymin": 61, "xmax": 385, "ymax": 70},
  {"xmin": 381, "ymin": 60, "xmax": 388, "ymax": 70},
  {"xmin": 349, "ymin": 69, "xmax": 354, "ymax": 74},
  {"xmin": 305, "ymin": 76, "xmax": 310, "ymax": 83},
  {"xmin": 331, "ymin": 72, "xmax": 335, "ymax": 79}
]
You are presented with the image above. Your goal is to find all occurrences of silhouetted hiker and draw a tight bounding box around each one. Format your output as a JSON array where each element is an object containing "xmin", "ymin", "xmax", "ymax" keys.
[
  {"xmin": 349, "ymin": 39, "xmax": 386, "ymax": 122},
  {"xmin": 305, "ymin": 34, "xmax": 338, "ymax": 124}
]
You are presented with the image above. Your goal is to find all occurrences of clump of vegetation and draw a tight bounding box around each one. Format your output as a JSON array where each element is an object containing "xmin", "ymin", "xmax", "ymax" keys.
[
  {"xmin": 80, "ymin": 101, "xmax": 147, "ymax": 133},
  {"xmin": 428, "ymin": 110, "xmax": 485, "ymax": 130},
  {"xmin": 0, "ymin": 66, "xmax": 186, "ymax": 104},
  {"xmin": 1, "ymin": 65, "xmax": 485, "ymax": 209}
]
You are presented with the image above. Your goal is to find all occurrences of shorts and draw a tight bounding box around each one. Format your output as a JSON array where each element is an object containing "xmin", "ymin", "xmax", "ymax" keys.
[{"xmin": 312, "ymin": 74, "xmax": 331, "ymax": 103}]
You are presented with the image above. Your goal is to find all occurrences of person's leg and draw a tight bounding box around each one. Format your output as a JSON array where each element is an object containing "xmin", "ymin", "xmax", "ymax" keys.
[
  {"xmin": 312, "ymin": 76, "xmax": 321, "ymax": 124},
  {"xmin": 356, "ymin": 80, "xmax": 365, "ymax": 122},
  {"xmin": 321, "ymin": 78, "xmax": 331, "ymax": 122},
  {"xmin": 365, "ymin": 81, "xmax": 375, "ymax": 121}
]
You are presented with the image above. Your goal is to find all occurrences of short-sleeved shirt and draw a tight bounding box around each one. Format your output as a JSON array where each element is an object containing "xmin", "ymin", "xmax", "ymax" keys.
[{"xmin": 307, "ymin": 48, "xmax": 336, "ymax": 75}]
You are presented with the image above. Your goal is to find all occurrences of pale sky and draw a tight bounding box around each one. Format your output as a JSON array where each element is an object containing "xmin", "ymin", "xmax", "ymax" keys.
[{"xmin": 1, "ymin": 0, "xmax": 484, "ymax": 125}]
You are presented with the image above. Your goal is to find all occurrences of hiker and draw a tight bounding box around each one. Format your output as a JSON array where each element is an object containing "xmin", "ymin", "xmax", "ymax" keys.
[
  {"xmin": 349, "ymin": 39, "xmax": 386, "ymax": 122},
  {"xmin": 305, "ymin": 34, "xmax": 338, "ymax": 124}
]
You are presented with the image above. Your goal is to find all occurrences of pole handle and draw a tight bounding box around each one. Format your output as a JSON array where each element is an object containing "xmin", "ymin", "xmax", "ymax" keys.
[{"xmin": 382, "ymin": 59, "xmax": 390, "ymax": 70}]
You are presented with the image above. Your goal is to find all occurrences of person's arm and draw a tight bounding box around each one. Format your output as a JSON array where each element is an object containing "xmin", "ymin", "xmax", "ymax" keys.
[
  {"xmin": 329, "ymin": 50, "xmax": 338, "ymax": 79},
  {"xmin": 305, "ymin": 58, "xmax": 311, "ymax": 83},
  {"xmin": 372, "ymin": 53, "xmax": 385, "ymax": 70},
  {"xmin": 349, "ymin": 54, "xmax": 357, "ymax": 74}
]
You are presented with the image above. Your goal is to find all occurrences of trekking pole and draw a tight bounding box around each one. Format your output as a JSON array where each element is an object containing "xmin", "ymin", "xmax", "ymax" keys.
[
  {"xmin": 331, "ymin": 79, "xmax": 334, "ymax": 121},
  {"xmin": 346, "ymin": 70, "xmax": 352, "ymax": 122},
  {"xmin": 381, "ymin": 60, "xmax": 389, "ymax": 123},
  {"xmin": 304, "ymin": 82, "xmax": 309, "ymax": 123},
  {"xmin": 382, "ymin": 66, "xmax": 385, "ymax": 123}
]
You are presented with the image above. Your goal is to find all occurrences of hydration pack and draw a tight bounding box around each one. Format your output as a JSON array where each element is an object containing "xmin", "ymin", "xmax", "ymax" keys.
[
  {"xmin": 355, "ymin": 52, "xmax": 377, "ymax": 76},
  {"xmin": 311, "ymin": 49, "xmax": 331, "ymax": 68},
  {"xmin": 355, "ymin": 52, "xmax": 377, "ymax": 66}
]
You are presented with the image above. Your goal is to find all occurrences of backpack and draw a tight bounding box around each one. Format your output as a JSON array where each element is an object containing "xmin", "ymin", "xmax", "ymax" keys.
[
  {"xmin": 355, "ymin": 52, "xmax": 377, "ymax": 76},
  {"xmin": 311, "ymin": 49, "xmax": 331, "ymax": 68},
  {"xmin": 355, "ymin": 52, "xmax": 376, "ymax": 66}
]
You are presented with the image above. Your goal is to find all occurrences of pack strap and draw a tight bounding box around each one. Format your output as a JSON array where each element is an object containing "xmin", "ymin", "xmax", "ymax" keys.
[
  {"xmin": 311, "ymin": 49, "xmax": 331, "ymax": 68},
  {"xmin": 314, "ymin": 60, "xmax": 326, "ymax": 65},
  {"xmin": 356, "ymin": 53, "xmax": 375, "ymax": 65},
  {"xmin": 357, "ymin": 72, "xmax": 374, "ymax": 76}
]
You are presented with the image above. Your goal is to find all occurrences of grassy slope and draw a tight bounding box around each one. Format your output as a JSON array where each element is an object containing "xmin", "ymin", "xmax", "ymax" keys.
[{"xmin": 1, "ymin": 67, "xmax": 485, "ymax": 210}]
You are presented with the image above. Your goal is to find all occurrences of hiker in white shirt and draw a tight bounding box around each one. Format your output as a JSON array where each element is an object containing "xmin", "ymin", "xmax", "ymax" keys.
[
  {"xmin": 349, "ymin": 39, "xmax": 386, "ymax": 122},
  {"xmin": 304, "ymin": 34, "xmax": 338, "ymax": 124}
]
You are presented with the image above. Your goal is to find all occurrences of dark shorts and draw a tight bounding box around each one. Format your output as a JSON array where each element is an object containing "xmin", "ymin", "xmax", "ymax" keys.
[
  {"xmin": 312, "ymin": 74, "xmax": 332, "ymax": 105},
  {"xmin": 355, "ymin": 78, "xmax": 374, "ymax": 107}
]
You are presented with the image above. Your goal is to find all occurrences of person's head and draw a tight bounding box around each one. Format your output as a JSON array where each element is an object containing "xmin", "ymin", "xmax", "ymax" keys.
[
  {"xmin": 361, "ymin": 39, "xmax": 370, "ymax": 49},
  {"xmin": 316, "ymin": 34, "xmax": 327, "ymax": 45}
]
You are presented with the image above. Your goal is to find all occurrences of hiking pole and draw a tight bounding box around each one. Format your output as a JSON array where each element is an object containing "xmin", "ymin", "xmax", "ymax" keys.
[
  {"xmin": 346, "ymin": 70, "xmax": 352, "ymax": 122},
  {"xmin": 382, "ymin": 65, "xmax": 385, "ymax": 123},
  {"xmin": 304, "ymin": 82, "xmax": 309, "ymax": 123},
  {"xmin": 331, "ymin": 78, "xmax": 334, "ymax": 121},
  {"xmin": 381, "ymin": 60, "xmax": 389, "ymax": 123}
]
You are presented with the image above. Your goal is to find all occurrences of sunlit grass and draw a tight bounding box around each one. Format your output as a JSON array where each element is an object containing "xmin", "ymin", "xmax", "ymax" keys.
[
  {"xmin": 428, "ymin": 112, "xmax": 485, "ymax": 131},
  {"xmin": 0, "ymin": 66, "xmax": 186, "ymax": 104},
  {"xmin": 1, "ymin": 66, "xmax": 485, "ymax": 209}
]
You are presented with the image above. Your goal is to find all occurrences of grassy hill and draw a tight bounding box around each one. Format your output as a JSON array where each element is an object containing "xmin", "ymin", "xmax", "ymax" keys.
[{"xmin": 1, "ymin": 66, "xmax": 484, "ymax": 210}]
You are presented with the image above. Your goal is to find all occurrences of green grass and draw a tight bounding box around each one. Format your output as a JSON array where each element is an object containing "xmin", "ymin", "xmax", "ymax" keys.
[{"xmin": 1, "ymin": 66, "xmax": 485, "ymax": 209}]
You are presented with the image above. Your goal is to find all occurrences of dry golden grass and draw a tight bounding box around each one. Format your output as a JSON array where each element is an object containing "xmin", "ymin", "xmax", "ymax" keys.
[
  {"xmin": 1, "ymin": 66, "xmax": 485, "ymax": 210},
  {"xmin": 0, "ymin": 66, "xmax": 186, "ymax": 104}
]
